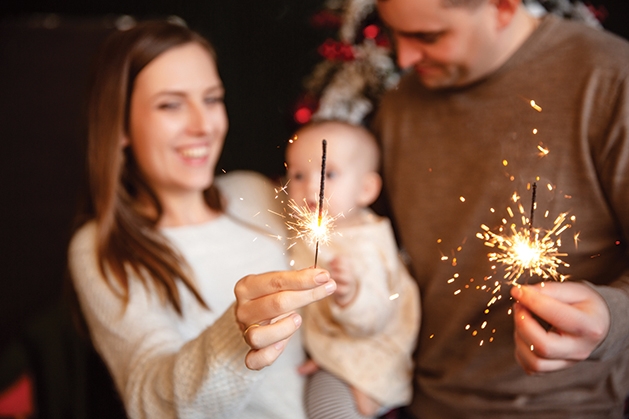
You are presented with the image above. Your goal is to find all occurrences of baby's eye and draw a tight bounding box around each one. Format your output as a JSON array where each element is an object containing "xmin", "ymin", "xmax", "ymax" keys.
[
  {"xmin": 325, "ymin": 170, "xmax": 337, "ymax": 179},
  {"xmin": 290, "ymin": 172, "xmax": 304, "ymax": 181}
]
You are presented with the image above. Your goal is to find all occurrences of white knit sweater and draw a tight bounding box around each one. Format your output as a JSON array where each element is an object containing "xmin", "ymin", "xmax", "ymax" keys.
[{"xmin": 69, "ymin": 171, "xmax": 307, "ymax": 419}]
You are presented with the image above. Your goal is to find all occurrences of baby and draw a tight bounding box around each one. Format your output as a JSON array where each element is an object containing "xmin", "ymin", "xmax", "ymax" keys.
[{"xmin": 285, "ymin": 120, "xmax": 420, "ymax": 418}]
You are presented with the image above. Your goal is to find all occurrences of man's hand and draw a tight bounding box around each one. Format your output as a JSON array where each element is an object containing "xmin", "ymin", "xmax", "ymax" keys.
[{"xmin": 510, "ymin": 281, "xmax": 610, "ymax": 374}]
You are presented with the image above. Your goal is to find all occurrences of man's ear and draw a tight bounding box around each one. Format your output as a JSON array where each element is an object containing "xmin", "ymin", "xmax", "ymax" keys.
[
  {"xmin": 491, "ymin": 0, "xmax": 521, "ymax": 29},
  {"xmin": 121, "ymin": 135, "xmax": 130, "ymax": 147},
  {"xmin": 358, "ymin": 171, "xmax": 383, "ymax": 207}
]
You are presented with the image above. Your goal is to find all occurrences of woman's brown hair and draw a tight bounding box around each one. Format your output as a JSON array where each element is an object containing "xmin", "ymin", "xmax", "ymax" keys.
[{"xmin": 85, "ymin": 20, "xmax": 221, "ymax": 313}]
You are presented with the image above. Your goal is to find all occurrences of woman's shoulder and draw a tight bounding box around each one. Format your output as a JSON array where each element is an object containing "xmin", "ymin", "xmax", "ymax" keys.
[
  {"xmin": 215, "ymin": 170, "xmax": 278, "ymax": 201},
  {"xmin": 215, "ymin": 170, "xmax": 286, "ymax": 235},
  {"xmin": 68, "ymin": 220, "xmax": 98, "ymax": 257}
]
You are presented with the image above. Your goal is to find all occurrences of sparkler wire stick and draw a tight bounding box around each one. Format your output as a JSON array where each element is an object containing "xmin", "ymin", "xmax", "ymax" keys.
[
  {"xmin": 314, "ymin": 139, "xmax": 327, "ymax": 268},
  {"xmin": 528, "ymin": 182, "xmax": 537, "ymax": 231}
]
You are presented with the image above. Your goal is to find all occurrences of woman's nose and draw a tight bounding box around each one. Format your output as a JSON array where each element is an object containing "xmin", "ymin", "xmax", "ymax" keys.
[{"xmin": 187, "ymin": 102, "xmax": 210, "ymax": 135}]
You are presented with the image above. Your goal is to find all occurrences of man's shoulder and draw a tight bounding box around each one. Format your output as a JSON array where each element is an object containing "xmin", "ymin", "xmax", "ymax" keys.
[{"xmin": 547, "ymin": 16, "xmax": 629, "ymax": 65}]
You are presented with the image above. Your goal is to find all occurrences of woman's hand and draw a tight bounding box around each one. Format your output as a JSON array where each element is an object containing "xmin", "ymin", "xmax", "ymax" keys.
[
  {"xmin": 510, "ymin": 281, "xmax": 610, "ymax": 374},
  {"xmin": 234, "ymin": 268, "xmax": 336, "ymax": 370}
]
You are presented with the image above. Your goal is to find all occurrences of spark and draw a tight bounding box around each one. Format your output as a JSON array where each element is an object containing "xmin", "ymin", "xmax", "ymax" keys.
[
  {"xmin": 477, "ymin": 184, "xmax": 572, "ymax": 297},
  {"xmin": 274, "ymin": 180, "xmax": 290, "ymax": 198},
  {"xmin": 537, "ymin": 143, "xmax": 549, "ymax": 157},
  {"xmin": 530, "ymin": 100, "xmax": 542, "ymax": 112},
  {"xmin": 284, "ymin": 198, "xmax": 337, "ymax": 249}
]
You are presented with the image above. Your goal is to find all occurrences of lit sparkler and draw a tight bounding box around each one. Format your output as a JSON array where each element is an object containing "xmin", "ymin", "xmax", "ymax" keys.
[
  {"xmin": 314, "ymin": 139, "xmax": 328, "ymax": 267},
  {"xmin": 476, "ymin": 182, "xmax": 572, "ymax": 295},
  {"xmin": 279, "ymin": 139, "xmax": 334, "ymax": 268},
  {"xmin": 284, "ymin": 197, "xmax": 336, "ymax": 252}
]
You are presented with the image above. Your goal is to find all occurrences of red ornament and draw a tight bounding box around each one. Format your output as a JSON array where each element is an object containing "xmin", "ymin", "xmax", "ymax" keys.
[
  {"xmin": 363, "ymin": 24, "xmax": 379, "ymax": 39},
  {"xmin": 318, "ymin": 39, "xmax": 355, "ymax": 61},
  {"xmin": 294, "ymin": 107, "xmax": 313, "ymax": 124}
]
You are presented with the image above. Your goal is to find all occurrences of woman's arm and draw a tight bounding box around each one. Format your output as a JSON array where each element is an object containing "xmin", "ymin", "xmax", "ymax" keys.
[{"xmin": 70, "ymin": 221, "xmax": 336, "ymax": 418}]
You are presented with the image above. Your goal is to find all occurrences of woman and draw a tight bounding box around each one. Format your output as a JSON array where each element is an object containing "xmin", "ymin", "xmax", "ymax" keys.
[{"xmin": 68, "ymin": 20, "xmax": 336, "ymax": 419}]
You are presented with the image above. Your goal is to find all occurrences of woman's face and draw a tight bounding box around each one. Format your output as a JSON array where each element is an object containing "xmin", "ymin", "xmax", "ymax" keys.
[{"xmin": 127, "ymin": 42, "xmax": 227, "ymax": 201}]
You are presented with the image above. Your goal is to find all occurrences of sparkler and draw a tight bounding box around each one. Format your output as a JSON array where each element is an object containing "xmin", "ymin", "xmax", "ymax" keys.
[
  {"xmin": 314, "ymin": 139, "xmax": 327, "ymax": 267},
  {"xmin": 276, "ymin": 139, "xmax": 335, "ymax": 268},
  {"xmin": 477, "ymin": 182, "xmax": 571, "ymax": 295}
]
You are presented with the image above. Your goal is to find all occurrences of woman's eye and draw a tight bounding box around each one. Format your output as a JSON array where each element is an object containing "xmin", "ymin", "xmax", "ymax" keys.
[
  {"xmin": 291, "ymin": 172, "xmax": 304, "ymax": 181},
  {"xmin": 157, "ymin": 102, "xmax": 181, "ymax": 110},
  {"xmin": 204, "ymin": 96, "xmax": 224, "ymax": 105}
]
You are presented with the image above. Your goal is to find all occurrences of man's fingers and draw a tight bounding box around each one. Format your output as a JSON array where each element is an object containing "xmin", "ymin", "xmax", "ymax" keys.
[
  {"xmin": 514, "ymin": 331, "xmax": 577, "ymax": 374},
  {"xmin": 518, "ymin": 281, "xmax": 592, "ymax": 303},
  {"xmin": 512, "ymin": 303, "xmax": 585, "ymax": 360},
  {"xmin": 510, "ymin": 284, "xmax": 593, "ymax": 335}
]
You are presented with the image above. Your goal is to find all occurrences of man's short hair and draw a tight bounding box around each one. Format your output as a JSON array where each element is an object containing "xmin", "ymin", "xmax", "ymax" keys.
[
  {"xmin": 441, "ymin": 0, "xmax": 486, "ymax": 8},
  {"xmin": 377, "ymin": 0, "xmax": 486, "ymax": 8}
]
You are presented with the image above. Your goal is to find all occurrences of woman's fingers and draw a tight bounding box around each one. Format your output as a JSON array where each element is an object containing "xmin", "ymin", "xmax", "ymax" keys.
[
  {"xmin": 243, "ymin": 313, "xmax": 304, "ymax": 370},
  {"xmin": 243, "ymin": 312, "xmax": 302, "ymax": 350},
  {"xmin": 235, "ymin": 268, "xmax": 336, "ymax": 371},
  {"xmin": 235, "ymin": 268, "xmax": 331, "ymax": 301},
  {"xmin": 235, "ymin": 269, "xmax": 335, "ymax": 328},
  {"xmin": 245, "ymin": 338, "xmax": 289, "ymax": 370}
]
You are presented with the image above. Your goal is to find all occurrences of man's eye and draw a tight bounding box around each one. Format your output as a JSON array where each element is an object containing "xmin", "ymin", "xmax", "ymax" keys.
[
  {"xmin": 401, "ymin": 31, "xmax": 445, "ymax": 45},
  {"xmin": 420, "ymin": 33, "xmax": 441, "ymax": 44}
]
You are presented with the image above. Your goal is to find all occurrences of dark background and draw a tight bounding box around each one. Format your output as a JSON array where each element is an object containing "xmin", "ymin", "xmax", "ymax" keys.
[{"xmin": 0, "ymin": 1, "xmax": 627, "ymax": 417}]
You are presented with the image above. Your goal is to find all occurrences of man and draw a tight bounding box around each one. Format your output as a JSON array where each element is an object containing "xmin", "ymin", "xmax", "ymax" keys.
[{"xmin": 373, "ymin": 0, "xmax": 629, "ymax": 417}]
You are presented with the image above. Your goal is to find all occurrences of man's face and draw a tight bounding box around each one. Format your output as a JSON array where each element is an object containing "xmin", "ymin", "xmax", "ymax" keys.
[{"xmin": 378, "ymin": 0, "xmax": 499, "ymax": 89}]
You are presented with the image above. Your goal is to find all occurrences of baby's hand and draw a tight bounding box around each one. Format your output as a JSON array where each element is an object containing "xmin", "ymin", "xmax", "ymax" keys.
[{"xmin": 329, "ymin": 256, "xmax": 358, "ymax": 307}]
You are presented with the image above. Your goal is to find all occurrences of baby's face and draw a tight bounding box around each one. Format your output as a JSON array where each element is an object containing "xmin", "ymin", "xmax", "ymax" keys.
[{"xmin": 285, "ymin": 125, "xmax": 369, "ymax": 225}]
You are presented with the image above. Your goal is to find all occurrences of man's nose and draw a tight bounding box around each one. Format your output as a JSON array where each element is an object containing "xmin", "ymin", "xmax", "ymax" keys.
[{"xmin": 396, "ymin": 37, "xmax": 424, "ymax": 69}]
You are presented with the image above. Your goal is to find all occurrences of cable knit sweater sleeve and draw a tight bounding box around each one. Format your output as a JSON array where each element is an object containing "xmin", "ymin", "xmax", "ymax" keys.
[{"xmin": 68, "ymin": 222, "xmax": 265, "ymax": 419}]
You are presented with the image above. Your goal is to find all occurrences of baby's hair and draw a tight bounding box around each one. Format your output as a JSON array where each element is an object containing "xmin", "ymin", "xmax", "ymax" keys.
[{"xmin": 292, "ymin": 120, "xmax": 381, "ymax": 173}]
